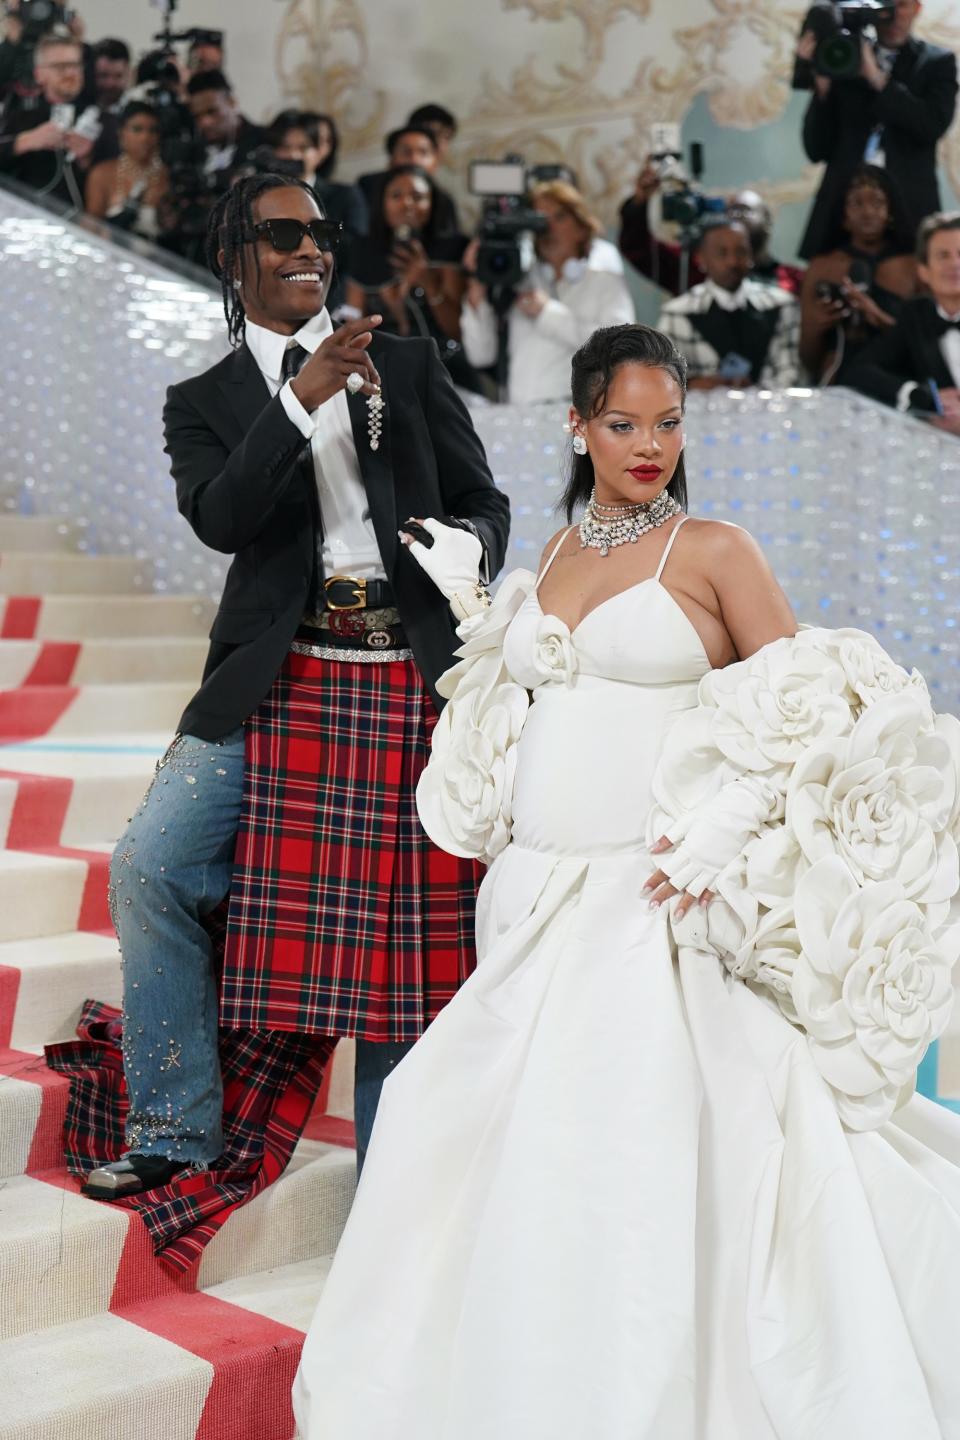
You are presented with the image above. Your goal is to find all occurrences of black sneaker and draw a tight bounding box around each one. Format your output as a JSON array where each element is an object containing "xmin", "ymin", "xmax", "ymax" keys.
[{"xmin": 81, "ymin": 1153, "xmax": 182, "ymax": 1200}]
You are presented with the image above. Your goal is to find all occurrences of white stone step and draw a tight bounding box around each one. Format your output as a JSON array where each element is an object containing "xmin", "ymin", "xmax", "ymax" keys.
[
  {"xmin": 0, "ymin": 517, "xmax": 78, "ymax": 553},
  {"xmin": 0, "ymin": 1253, "xmax": 335, "ymax": 1440},
  {"xmin": 0, "ymin": 554, "xmax": 154, "ymax": 596},
  {"xmin": 0, "ymin": 746, "xmax": 158, "ymax": 848},
  {"xmin": 0, "ymin": 1143, "xmax": 353, "ymax": 1340},
  {"xmin": 0, "ymin": 931, "xmax": 122, "ymax": 1051},
  {"xmin": 0, "ymin": 637, "xmax": 207, "ymax": 687},
  {"xmin": 9, "ymin": 682, "xmax": 195, "ymax": 739},
  {"xmin": 0, "ymin": 595, "xmax": 216, "ymax": 640},
  {"xmin": 0, "ymin": 851, "xmax": 91, "ymax": 941}
]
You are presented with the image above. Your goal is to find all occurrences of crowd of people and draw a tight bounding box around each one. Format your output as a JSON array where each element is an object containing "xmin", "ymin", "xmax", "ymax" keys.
[{"xmin": 1, "ymin": 0, "xmax": 959, "ymax": 426}]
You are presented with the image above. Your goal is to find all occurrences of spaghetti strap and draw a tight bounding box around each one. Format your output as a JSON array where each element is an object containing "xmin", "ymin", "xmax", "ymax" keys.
[
  {"xmin": 654, "ymin": 516, "xmax": 689, "ymax": 584},
  {"xmin": 535, "ymin": 526, "xmax": 576, "ymax": 590}
]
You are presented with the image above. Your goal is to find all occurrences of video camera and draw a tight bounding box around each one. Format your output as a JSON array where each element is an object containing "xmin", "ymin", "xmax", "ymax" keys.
[
  {"xmin": 467, "ymin": 157, "xmax": 554, "ymax": 299},
  {"xmin": 792, "ymin": 1, "xmax": 895, "ymax": 87},
  {"xmin": 9, "ymin": 0, "xmax": 73, "ymax": 41},
  {"xmin": 648, "ymin": 128, "xmax": 725, "ymax": 231}
]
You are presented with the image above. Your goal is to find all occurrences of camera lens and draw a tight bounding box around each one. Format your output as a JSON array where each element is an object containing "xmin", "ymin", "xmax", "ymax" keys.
[{"xmin": 818, "ymin": 32, "xmax": 861, "ymax": 77}]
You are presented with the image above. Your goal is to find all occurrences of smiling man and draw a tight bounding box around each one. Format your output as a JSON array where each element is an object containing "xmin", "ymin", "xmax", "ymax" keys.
[{"xmin": 79, "ymin": 175, "xmax": 509, "ymax": 1236}]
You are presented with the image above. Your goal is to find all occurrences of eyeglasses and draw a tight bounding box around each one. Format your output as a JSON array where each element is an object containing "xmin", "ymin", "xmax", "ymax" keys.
[{"xmin": 249, "ymin": 219, "xmax": 342, "ymax": 253}]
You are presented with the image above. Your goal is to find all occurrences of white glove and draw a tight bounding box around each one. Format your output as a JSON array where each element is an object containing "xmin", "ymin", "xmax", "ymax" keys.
[{"xmin": 400, "ymin": 517, "xmax": 489, "ymax": 620}]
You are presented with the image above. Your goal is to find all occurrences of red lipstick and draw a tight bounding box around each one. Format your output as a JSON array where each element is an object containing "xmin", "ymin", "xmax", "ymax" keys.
[{"xmin": 629, "ymin": 465, "xmax": 662, "ymax": 482}]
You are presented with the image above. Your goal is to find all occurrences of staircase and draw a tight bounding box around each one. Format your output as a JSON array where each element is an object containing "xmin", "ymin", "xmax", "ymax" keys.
[{"xmin": 0, "ymin": 518, "xmax": 355, "ymax": 1440}]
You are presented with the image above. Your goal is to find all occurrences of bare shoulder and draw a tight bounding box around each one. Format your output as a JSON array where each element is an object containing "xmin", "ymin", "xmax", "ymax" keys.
[
  {"xmin": 678, "ymin": 517, "xmax": 774, "ymax": 575},
  {"xmin": 537, "ymin": 523, "xmax": 577, "ymax": 573}
]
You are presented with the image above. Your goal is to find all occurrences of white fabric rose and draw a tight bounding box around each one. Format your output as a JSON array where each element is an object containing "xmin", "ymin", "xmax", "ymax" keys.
[
  {"xmin": 419, "ymin": 679, "xmax": 527, "ymax": 861},
  {"xmin": 703, "ymin": 634, "xmax": 854, "ymax": 775},
  {"xmin": 787, "ymin": 691, "xmax": 959, "ymax": 907},
  {"xmin": 793, "ymin": 857, "xmax": 956, "ymax": 1129},
  {"xmin": 796, "ymin": 626, "xmax": 930, "ymax": 715},
  {"xmin": 531, "ymin": 615, "xmax": 578, "ymax": 687},
  {"xmin": 417, "ymin": 570, "xmax": 535, "ymax": 861}
]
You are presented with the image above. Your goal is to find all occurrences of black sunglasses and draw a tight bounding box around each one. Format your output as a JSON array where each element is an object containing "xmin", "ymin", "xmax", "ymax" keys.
[{"xmin": 249, "ymin": 218, "xmax": 343, "ymax": 253}]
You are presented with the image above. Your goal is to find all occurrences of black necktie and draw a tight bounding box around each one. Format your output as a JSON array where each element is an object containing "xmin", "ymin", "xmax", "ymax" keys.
[{"xmin": 281, "ymin": 341, "xmax": 310, "ymax": 383}]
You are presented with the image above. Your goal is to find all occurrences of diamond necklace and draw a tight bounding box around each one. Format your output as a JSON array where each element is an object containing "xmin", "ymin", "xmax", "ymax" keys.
[{"xmin": 578, "ymin": 487, "xmax": 682, "ymax": 556}]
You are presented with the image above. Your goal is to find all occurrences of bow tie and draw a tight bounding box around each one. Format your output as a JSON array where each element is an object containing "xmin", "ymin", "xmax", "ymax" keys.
[{"xmin": 933, "ymin": 314, "xmax": 960, "ymax": 337}]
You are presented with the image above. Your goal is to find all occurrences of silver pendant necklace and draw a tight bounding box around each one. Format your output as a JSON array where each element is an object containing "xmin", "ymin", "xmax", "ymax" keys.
[{"xmin": 578, "ymin": 487, "xmax": 682, "ymax": 557}]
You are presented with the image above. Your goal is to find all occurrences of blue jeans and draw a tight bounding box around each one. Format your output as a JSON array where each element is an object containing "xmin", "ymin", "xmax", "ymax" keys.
[{"xmin": 109, "ymin": 730, "xmax": 413, "ymax": 1165}]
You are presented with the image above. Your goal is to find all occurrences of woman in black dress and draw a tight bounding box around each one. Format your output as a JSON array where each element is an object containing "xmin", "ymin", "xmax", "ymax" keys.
[{"xmin": 344, "ymin": 163, "xmax": 482, "ymax": 391}]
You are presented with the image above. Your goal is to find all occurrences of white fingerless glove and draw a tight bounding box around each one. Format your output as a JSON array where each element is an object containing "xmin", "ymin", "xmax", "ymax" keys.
[{"xmin": 403, "ymin": 518, "xmax": 490, "ymax": 621}]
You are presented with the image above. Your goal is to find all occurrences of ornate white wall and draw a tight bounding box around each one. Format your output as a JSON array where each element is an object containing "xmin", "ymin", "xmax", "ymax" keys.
[{"xmin": 78, "ymin": 0, "xmax": 960, "ymax": 261}]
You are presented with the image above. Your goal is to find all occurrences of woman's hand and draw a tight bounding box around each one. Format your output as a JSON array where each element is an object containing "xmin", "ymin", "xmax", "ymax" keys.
[
  {"xmin": 390, "ymin": 237, "xmax": 430, "ymax": 292},
  {"xmin": 643, "ymin": 835, "xmax": 714, "ymax": 921},
  {"xmin": 795, "ymin": 29, "xmax": 817, "ymax": 63},
  {"xmin": 515, "ymin": 288, "xmax": 549, "ymax": 319},
  {"xmin": 462, "ymin": 238, "xmax": 488, "ymax": 309},
  {"xmin": 840, "ymin": 279, "xmax": 895, "ymax": 329}
]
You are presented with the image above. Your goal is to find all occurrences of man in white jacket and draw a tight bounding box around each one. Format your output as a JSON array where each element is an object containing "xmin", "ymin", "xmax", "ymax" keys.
[{"xmin": 461, "ymin": 180, "xmax": 635, "ymax": 404}]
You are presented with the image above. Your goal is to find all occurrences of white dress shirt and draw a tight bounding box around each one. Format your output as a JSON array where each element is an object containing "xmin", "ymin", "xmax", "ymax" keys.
[
  {"xmin": 245, "ymin": 309, "xmax": 386, "ymax": 580},
  {"xmin": 460, "ymin": 240, "xmax": 635, "ymax": 404}
]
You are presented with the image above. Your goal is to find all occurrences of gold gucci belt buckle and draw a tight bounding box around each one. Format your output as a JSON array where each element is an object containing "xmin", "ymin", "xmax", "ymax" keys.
[{"xmin": 324, "ymin": 575, "xmax": 367, "ymax": 611}]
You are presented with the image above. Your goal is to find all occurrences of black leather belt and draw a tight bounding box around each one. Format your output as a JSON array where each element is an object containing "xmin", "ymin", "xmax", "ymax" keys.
[{"xmin": 322, "ymin": 575, "xmax": 395, "ymax": 611}]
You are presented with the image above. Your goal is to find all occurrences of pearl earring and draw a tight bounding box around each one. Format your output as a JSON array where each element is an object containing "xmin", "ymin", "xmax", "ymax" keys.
[{"xmin": 572, "ymin": 434, "xmax": 588, "ymax": 456}]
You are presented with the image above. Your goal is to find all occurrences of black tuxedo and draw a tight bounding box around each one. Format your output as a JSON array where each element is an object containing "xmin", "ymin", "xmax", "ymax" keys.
[
  {"xmin": 164, "ymin": 330, "xmax": 510, "ymax": 740},
  {"xmin": 845, "ymin": 296, "xmax": 954, "ymax": 408},
  {"xmin": 798, "ymin": 37, "xmax": 957, "ymax": 260}
]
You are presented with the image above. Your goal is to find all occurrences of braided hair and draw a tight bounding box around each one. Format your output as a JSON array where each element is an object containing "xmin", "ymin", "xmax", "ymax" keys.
[{"xmin": 205, "ymin": 173, "xmax": 324, "ymax": 347}]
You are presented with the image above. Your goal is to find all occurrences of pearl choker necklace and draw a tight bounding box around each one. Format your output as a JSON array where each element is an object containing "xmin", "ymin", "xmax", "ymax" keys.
[{"xmin": 578, "ymin": 487, "xmax": 681, "ymax": 556}]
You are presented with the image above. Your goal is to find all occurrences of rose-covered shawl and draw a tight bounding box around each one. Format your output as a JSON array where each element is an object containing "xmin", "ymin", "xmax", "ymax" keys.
[{"xmin": 417, "ymin": 606, "xmax": 960, "ymax": 1132}]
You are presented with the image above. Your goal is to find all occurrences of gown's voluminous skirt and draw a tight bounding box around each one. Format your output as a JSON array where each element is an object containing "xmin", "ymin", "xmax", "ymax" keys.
[{"xmin": 295, "ymin": 849, "xmax": 960, "ymax": 1440}]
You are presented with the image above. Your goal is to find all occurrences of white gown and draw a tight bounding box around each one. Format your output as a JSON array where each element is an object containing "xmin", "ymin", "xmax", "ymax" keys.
[{"xmin": 294, "ymin": 520, "xmax": 960, "ymax": 1440}]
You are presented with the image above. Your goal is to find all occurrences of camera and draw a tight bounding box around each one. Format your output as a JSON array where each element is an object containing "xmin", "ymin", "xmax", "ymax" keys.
[
  {"xmin": 468, "ymin": 158, "xmax": 549, "ymax": 297},
  {"xmin": 648, "ymin": 133, "xmax": 726, "ymax": 231},
  {"xmin": 793, "ymin": 1, "xmax": 895, "ymax": 86},
  {"xmin": 245, "ymin": 144, "xmax": 303, "ymax": 183},
  {"xmin": 10, "ymin": 0, "xmax": 72, "ymax": 42}
]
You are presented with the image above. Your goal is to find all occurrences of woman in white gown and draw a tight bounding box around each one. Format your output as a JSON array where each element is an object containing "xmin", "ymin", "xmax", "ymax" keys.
[{"xmin": 294, "ymin": 324, "xmax": 960, "ymax": 1439}]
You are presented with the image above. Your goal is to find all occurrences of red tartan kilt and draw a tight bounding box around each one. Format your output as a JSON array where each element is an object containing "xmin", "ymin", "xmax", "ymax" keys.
[{"xmin": 220, "ymin": 649, "xmax": 483, "ymax": 1041}]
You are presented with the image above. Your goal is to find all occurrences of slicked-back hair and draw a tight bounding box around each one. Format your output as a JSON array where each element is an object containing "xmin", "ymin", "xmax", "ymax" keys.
[
  {"xmin": 205, "ymin": 174, "xmax": 324, "ymax": 347},
  {"xmin": 561, "ymin": 324, "xmax": 689, "ymax": 521},
  {"xmin": 917, "ymin": 210, "xmax": 960, "ymax": 264}
]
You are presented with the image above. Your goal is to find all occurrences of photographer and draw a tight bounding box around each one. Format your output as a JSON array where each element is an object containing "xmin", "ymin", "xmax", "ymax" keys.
[
  {"xmin": 799, "ymin": 163, "xmax": 916, "ymax": 382},
  {"xmin": 186, "ymin": 31, "xmax": 223, "ymax": 76},
  {"xmin": 847, "ymin": 211, "xmax": 960, "ymax": 433},
  {"xmin": 92, "ymin": 36, "xmax": 130, "ymax": 114},
  {"xmin": 619, "ymin": 158, "xmax": 803, "ymax": 295},
  {"xmin": 357, "ymin": 124, "xmax": 460, "ymax": 238},
  {"xmin": 84, "ymin": 100, "xmax": 170, "ymax": 240},
  {"xmin": 161, "ymin": 69, "xmax": 264, "ymax": 259},
  {"xmin": 657, "ymin": 216, "xmax": 801, "ymax": 389},
  {"xmin": 0, "ymin": 30, "xmax": 99, "ymax": 204},
  {"xmin": 344, "ymin": 163, "xmax": 481, "ymax": 391},
  {"xmin": 460, "ymin": 178, "xmax": 634, "ymax": 404},
  {"xmin": 797, "ymin": 0, "xmax": 957, "ymax": 259},
  {"xmin": 185, "ymin": 69, "xmax": 263, "ymax": 177}
]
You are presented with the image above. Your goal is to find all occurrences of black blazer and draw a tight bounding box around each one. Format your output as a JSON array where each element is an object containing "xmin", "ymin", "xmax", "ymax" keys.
[
  {"xmin": 164, "ymin": 331, "xmax": 510, "ymax": 740},
  {"xmin": 798, "ymin": 38, "xmax": 957, "ymax": 260},
  {"xmin": 845, "ymin": 296, "xmax": 953, "ymax": 407}
]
